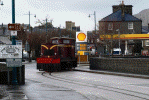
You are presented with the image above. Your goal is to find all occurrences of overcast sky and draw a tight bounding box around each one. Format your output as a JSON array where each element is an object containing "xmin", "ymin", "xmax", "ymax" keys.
[{"xmin": 0, "ymin": 0, "xmax": 148, "ymax": 32}]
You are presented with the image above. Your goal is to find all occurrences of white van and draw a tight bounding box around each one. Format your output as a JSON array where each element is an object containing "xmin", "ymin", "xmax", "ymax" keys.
[{"xmin": 113, "ymin": 48, "xmax": 121, "ymax": 55}]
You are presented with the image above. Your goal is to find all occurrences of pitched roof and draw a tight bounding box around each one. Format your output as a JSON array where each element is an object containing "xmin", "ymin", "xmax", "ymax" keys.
[
  {"xmin": 0, "ymin": 36, "xmax": 11, "ymax": 44},
  {"xmin": 142, "ymin": 26, "xmax": 149, "ymax": 33},
  {"xmin": 100, "ymin": 10, "xmax": 141, "ymax": 22}
]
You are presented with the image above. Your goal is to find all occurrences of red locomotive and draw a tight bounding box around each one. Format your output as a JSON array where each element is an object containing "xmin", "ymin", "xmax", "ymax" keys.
[{"xmin": 37, "ymin": 37, "xmax": 77, "ymax": 71}]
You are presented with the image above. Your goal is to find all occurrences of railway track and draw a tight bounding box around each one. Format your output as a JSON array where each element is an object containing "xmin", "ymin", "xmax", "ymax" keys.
[{"xmin": 42, "ymin": 71, "xmax": 149, "ymax": 100}]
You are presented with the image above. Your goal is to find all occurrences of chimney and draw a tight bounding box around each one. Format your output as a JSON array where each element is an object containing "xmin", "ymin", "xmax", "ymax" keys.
[
  {"xmin": 121, "ymin": 1, "xmax": 125, "ymax": 21},
  {"xmin": 122, "ymin": 0, "xmax": 124, "ymax": 5}
]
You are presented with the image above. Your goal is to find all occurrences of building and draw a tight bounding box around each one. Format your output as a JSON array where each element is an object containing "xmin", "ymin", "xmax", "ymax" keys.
[
  {"xmin": 98, "ymin": 1, "xmax": 142, "ymax": 55},
  {"xmin": 87, "ymin": 31, "xmax": 104, "ymax": 55},
  {"xmin": 142, "ymin": 24, "xmax": 149, "ymax": 55},
  {"xmin": 0, "ymin": 23, "xmax": 12, "ymax": 44},
  {"xmin": 66, "ymin": 21, "xmax": 75, "ymax": 31}
]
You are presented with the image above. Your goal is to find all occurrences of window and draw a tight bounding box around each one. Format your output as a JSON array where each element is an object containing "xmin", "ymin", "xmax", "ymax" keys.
[
  {"xmin": 145, "ymin": 40, "xmax": 149, "ymax": 46},
  {"xmin": 44, "ymin": 49, "xmax": 54, "ymax": 56},
  {"xmin": 52, "ymin": 40, "xmax": 58, "ymax": 44},
  {"xmin": 63, "ymin": 40, "xmax": 70, "ymax": 44},
  {"xmin": 128, "ymin": 22, "xmax": 133, "ymax": 29},
  {"xmin": 108, "ymin": 23, "xmax": 113, "ymax": 30}
]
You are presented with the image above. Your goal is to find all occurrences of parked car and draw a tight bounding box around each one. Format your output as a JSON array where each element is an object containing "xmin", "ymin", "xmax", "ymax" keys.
[{"xmin": 113, "ymin": 48, "xmax": 121, "ymax": 55}]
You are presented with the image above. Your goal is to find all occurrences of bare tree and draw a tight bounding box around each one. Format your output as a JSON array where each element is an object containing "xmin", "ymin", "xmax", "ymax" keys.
[{"xmin": 17, "ymin": 26, "xmax": 27, "ymax": 45}]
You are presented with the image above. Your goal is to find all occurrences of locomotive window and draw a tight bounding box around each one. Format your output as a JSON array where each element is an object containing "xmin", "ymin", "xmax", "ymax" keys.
[
  {"xmin": 52, "ymin": 40, "xmax": 58, "ymax": 44},
  {"xmin": 43, "ymin": 49, "xmax": 54, "ymax": 56},
  {"xmin": 63, "ymin": 40, "xmax": 70, "ymax": 44}
]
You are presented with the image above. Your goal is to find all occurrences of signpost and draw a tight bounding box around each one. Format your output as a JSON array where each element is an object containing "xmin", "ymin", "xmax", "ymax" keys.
[
  {"xmin": 0, "ymin": 45, "xmax": 22, "ymax": 58},
  {"xmin": 11, "ymin": 31, "xmax": 17, "ymax": 36},
  {"xmin": 6, "ymin": 58, "xmax": 22, "ymax": 67},
  {"xmin": 8, "ymin": 23, "xmax": 21, "ymax": 31},
  {"xmin": 16, "ymin": 40, "xmax": 22, "ymax": 45}
]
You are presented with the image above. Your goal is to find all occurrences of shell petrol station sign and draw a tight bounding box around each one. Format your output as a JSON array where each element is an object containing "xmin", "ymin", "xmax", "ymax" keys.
[
  {"xmin": 76, "ymin": 32, "xmax": 87, "ymax": 42},
  {"xmin": 76, "ymin": 32, "xmax": 89, "ymax": 58}
]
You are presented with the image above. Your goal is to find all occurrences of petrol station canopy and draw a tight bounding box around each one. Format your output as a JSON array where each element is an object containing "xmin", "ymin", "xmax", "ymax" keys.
[{"xmin": 100, "ymin": 34, "xmax": 149, "ymax": 40}]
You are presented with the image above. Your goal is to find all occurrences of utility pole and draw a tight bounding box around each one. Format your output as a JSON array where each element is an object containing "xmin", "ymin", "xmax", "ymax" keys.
[
  {"xmin": 35, "ymin": 17, "xmax": 52, "ymax": 43},
  {"xmin": 46, "ymin": 18, "xmax": 47, "ymax": 43},
  {"xmin": 24, "ymin": 11, "xmax": 36, "ymax": 32}
]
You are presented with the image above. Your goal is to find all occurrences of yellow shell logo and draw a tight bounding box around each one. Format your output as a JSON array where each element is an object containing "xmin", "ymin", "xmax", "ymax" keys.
[{"xmin": 77, "ymin": 33, "xmax": 86, "ymax": 41}]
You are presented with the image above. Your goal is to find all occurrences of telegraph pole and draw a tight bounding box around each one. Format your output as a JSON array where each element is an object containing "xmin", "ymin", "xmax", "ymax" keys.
[
  {"xmin": 24, "ymin": 11, "xmax": 36, "ymax": 32},
  {"xmin": 29, "ymin": 11, "xmax": 30, "ymax": 31},
  {"xmin": 35, "ymin": 17, "xmax": 51, "ymax": 43},
  {"xmin": 46, "ymin": 18, "xmax": 47, "ymax": 43}
]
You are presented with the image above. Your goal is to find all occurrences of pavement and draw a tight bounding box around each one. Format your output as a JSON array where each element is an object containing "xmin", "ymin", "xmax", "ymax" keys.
[
  {"xmin": 0, "ymin": 85, "xmax": 28, "ymax": 100},
  {"xmin": 0, "ymin": 61, "xmax": 149, "ymax": 100},
  {"xmin": 75, "ymin": 63, "xmax": 149, "ymax": 79}
]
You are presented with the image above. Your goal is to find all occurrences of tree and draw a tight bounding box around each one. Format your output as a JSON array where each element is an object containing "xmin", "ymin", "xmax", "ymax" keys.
[
  {"xmin": 60, "ymin": 29, "xmax": 76, "ymax": 39},
  {"xmin": 17, "ymin": 25, "xmax": 27, "ymax": 45},
  {"xmin": 26, "ymin": 32, "xmax": 42, "ymax": 61}
]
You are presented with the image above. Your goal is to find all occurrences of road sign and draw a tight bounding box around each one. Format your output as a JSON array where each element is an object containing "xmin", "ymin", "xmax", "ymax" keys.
[
  {"xmin": 8, "ymin": 23, "xmax": 21, "ymax": 30},
  {"xmin": 0, "ymin": 45, "xmax": 22, "ymax": 58},
  {"xmin": 6, "ymin": 58, "xmax": 22, "ymax": 67},
  {"xmin": 11, "ymin": 31, "xmax": 17, "ymax": 36},
  {"xmin": 16, "ymin": 40, "xmax": 22, "ymax": 45}
]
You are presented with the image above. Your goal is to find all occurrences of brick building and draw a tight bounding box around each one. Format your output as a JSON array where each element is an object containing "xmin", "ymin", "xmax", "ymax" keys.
[{"xmin": 98, "ymin": 1, "xmax": 142, "ymax": 55}]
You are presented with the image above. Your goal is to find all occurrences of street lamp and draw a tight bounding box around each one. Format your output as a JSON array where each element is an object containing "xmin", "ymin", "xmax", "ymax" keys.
[
  {"xmin": 0, "ymin": 0, "xmax": 4, "ymax": 6},
  {"xmin": 116, "ymin": 29, "xmax": 121, "ymax": 55},
  {"xmin": 88, "ymin": 11, "xmax": 96, "ymax": 34},
  {"xmin": 24, "ymin": 11, "xmax": 36, "ymax": 32},
  {"xmin": 89, "ymin": 11, "xmax": 97, "ymax": 54},
  {"xmin": 0, "ymin": 0, "xmax": 4, "ymax": 34}
]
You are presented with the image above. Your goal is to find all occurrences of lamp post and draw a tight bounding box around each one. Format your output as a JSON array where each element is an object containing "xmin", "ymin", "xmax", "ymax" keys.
[
  {"xmin": 0, "ymin": 1, "xmax": 4, "ymax": 34},
  {"xmin": 0, "ymin": 0, "xmax": 4, "ymax": 6},
  {"xmin": 24, "ymin": 11, "xmax": 36, "ymax": 32},
  {"xmin": 89, "ymin": 11, "xmax": 96, "ymax": 54},
  {"xmin": 88, "ymin": 11, "xmax": 96, "ymax": 34},
  {"xmin": 116, "ymin": 29, "xmax": 121, "ymax": 55},
  {"xmin": 11, "ymin": 0, "xmax": 18, "ymax": 85}
]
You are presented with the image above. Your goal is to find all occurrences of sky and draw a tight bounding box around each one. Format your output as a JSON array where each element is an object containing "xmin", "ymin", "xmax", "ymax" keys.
[{"xmin": 0, "ymin": 0, "xmax": 148, "ymax": 33}]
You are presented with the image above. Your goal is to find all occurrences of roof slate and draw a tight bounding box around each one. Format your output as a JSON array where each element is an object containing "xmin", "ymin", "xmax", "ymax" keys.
[
  {"xmin": 142, "ymin": 26, "xmax": 149, "ymax": 33},
  {"xmin": 100, "ymin": 10, "xmax": 141, "ymax": 22}
]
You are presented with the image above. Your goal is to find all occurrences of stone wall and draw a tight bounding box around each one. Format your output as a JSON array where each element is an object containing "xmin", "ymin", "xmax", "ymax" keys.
[{"xmin": 90, "ymin": 57, "xmax": 149, "ymax": 75}]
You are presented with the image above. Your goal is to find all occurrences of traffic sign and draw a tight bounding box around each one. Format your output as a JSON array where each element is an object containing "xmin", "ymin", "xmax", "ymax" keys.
[
  {"xmin": 0, "ymin": 45, "xmax": 22, "ymax": 58},
  {"xmin": 6, "ymin": 58, "xmax": 22, "ymax": 67},
  {"xmin": 8, "ymin": 23, "xmax": 21, "ymax": 30},
  {"xmin": 11, "ymin": 31, "xmax": 17, "ymax": 36},
  {"xmin": 16, "ymin": 40, "xmax": 22, "ymax": 45}
]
